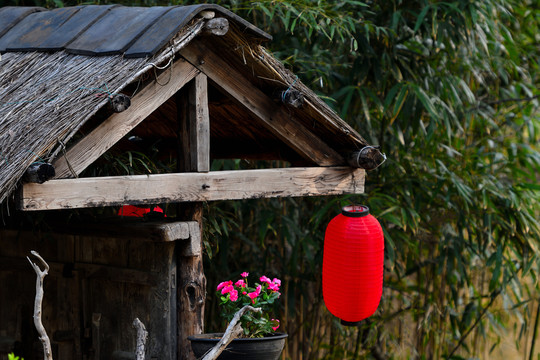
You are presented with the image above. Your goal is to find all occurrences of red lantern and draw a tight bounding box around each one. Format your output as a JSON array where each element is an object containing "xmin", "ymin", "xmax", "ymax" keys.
[
  {"xmin": 323, "ymin": 205, "xmax": 384, "ymax": 325},
  {"xmin": 118, "ymin": 205, "xmax": 165, "ymax": 217}
]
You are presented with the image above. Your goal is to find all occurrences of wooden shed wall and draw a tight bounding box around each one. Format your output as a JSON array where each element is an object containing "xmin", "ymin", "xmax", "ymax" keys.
[{"xmin": 0, "ymin": 229, "xmax": 177, "ymax": 360}]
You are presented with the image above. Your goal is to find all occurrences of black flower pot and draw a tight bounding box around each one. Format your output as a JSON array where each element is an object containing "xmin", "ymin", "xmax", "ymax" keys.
[{"xmin": 188, "ymin": 332, "xmax": 288, "ymax": 360}]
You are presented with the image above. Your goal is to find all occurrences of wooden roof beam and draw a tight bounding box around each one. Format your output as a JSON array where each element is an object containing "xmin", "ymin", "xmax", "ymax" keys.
[
  {"xmin": 19, "ymin": 167, "xmax": 364, "ymax": 211},
  {"xmin": 179, "ymin": 41, "xmax": 345, "ymax": 167},
  {"xmin": 52, "ymin": 59, "xmax": 201, "ymax": 179}
]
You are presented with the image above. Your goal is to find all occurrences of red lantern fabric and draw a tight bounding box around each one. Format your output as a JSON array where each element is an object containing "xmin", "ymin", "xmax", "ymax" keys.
[
  {"xmin": 118, "ymin": 205, "xmax": 165, "ymax": 217},
  {"xmin": 323, "ymin": 205, "xmax": 384, "ymax": 325}
]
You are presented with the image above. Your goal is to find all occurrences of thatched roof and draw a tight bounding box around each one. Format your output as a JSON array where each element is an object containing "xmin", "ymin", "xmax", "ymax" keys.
[{"xmin": 0, "ymin": 5, "xmax": 368, "ymax": 206}]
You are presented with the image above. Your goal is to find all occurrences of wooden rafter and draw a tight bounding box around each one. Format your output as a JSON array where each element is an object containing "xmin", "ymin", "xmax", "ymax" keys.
[
  {"xmin": 19, "ymin": 167, "xmax": 365, "ymax": 211},
  {"xmin": 179, "ymin": 41, "xmax": 345, "ymax": 167},
  {"xmin": 52, "ymin": 60, "xmax": 201, "ymax": 179}
]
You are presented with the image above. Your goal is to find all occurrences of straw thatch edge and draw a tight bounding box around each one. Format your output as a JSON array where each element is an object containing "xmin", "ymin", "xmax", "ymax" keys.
[{"xmin": 0, "ymin": 20, "xmax": 204, "ymax": 205}]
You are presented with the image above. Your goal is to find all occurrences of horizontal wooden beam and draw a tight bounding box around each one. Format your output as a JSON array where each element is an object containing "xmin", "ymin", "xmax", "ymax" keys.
[
  {"xmin": 53, "ymin": 59, "xmax": 200, "ymax": 179},
  {"xmin": 48, "ymin": 219, "xmax": 201, "ymax": 255},
  {"xmin": 19, "ymin": 167, "xmax": 364, "ymax": 211},
  {"xmin": 39, "ymin": 219, "xmax": 197, "ymax": 243}
]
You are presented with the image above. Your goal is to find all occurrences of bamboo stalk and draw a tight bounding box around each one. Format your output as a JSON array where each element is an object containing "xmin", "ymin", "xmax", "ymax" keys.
[{"xmin": 528, "ymin": 299, "xmax": 540, "ymax": 360}]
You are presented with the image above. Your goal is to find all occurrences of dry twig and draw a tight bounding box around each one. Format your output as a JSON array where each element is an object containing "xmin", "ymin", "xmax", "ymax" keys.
[
  {"xmin": 27, "ymin": 250, "xmax": 53, "ymax": 360},
  {"xmin": 133, "ymin": 318, "xmax": 148, "ymax": 360},
  {"xmin": 201, "ymin": 305, "xmax": 262, "ymax": 360}
]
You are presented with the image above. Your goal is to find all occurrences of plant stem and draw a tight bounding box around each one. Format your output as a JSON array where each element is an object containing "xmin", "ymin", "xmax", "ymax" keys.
[
  {"xmin": 528, "ymin": 299, "xmax": 540, "ymax": 360},
  {"xmin": 447, "ymin": 290, "xmax": 501, "ymax": 359}
]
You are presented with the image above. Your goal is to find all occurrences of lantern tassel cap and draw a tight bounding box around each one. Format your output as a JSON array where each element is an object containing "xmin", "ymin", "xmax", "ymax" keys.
[{"xmin": 342, "ymin": 205, "xmax": 369, "ymax": 218}]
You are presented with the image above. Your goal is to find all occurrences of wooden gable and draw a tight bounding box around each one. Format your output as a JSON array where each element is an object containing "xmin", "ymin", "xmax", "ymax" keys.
[{"xmin": 0, "ymin": 5, "xmax": 383, "ymax": 211}]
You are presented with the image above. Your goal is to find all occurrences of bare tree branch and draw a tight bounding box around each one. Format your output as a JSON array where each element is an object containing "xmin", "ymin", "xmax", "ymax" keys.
[
  {"xmin": 133, "ymin": 318, "xmax": 148, "ymax": 360},
  {"xmin": 467, "ymin": 94, "xmax": 540, "ymax": 113},
  {"xmin": 201, "ymin": 305, "xmax": 262, "ymax": 360},
  {"xmin": 447, "ymin": 290, "xmax": 501, "ymax": 359},
  {"xmin": 486, "ymin": 94, "xmax": 540, "ymax": 106},
  {"xmin": 27, "ymin": 251, "xmax": 53, "ymax": 360}
]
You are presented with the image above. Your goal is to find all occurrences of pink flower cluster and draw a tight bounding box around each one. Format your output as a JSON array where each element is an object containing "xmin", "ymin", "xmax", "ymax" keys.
[
  {"xmin": 216, "ymin": 272, "xmax": 282, "ymax": 335},
  {"xmin": 260, "ymin": 275, "xmax": 281, "ymax": 292},
  {"xmin": 217, "ymin": 280, "xmax": 239, "ymax": 301},
  {"xmin": 216, "ymin": 272, "xmax": 281, "ymax": 304}
]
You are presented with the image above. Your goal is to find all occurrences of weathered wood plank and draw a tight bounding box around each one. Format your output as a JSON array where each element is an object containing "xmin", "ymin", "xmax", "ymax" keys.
[
  {"xmin": 43, "ymin": 220, "xmax": 195, "ymax": 242},
  {"xmin": 190, "ymin": 74, "xmax": 211, "ymax": 172},
  {"xmin": 0, "ymin": 336, "xmax": 16, "ymax": 353},
  {"xmin": 0, "ymin": 230, "xmax": 178, "ymax": 359},
  {"xmin": 1, "ymin": 7, "xmax": 79, "ymax": 52},
  {"xmin": 37, "ymin": 5, "xmax": 117, "ymax": 51},
  {"xmin": 182, "ymin": 221, "xmax": 201, "ymax": 256},
  {"xmin": 179, "ymin": 41, "xmax": 345, "ymax": 166},
  {"xmin": 0, "ymin": 6, "xmax": 45, "ymax": 42},
  {"xmin": 65, "ymin": 6, "xmax": 171, "ymax": 56},
  {"xmin": 20, "ymin": 167, "xmax": 365, "ymax": 211},
  {"xmin": 178, "ymin": 74, "xmax": 210, "ymax": 173},
  {"xmin": 80, "ymin": 262, "xmax": 157, "ymax": 286},
  {"xmin": 52, "ymin": 60, "xmax": 200, "ymax": 179},
  {"xmin": 0, "ymin": 256, "xmax": 156, "ymax": 287},
  {"xmin": 123, "ymin": 6, "xmax": 200, "ymax": 58}
]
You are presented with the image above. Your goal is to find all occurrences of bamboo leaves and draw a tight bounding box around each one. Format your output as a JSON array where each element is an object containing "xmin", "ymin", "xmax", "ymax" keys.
[{"xmin": 29, "ymin": 0, "xmax": 538, "ymax": 358}]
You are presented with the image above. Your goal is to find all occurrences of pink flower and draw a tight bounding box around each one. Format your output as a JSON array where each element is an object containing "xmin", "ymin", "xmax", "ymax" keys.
[
  {"xmin": 221, "ymin": 285, "xmax": 234, "ymax": 295},
  {"xmin": 247, "ymin": 285, "xmax": 262, "ymax": 302},
  {"xmin": 241, "ymin": 272, "xmax": 249, "ymax": 278},
  {"xmin": 272, "ymin": 278, "xmax": 281, "ymax": 286},
  {"xmin": 260, "ymin": 275, "xmax": 272, "ymax": 284},
  {"xmin": 235, "ymin": 279, "xmax": 246, "ymax": 288},
  {"xmin": 217, "ymin": 280, "xmax": 232, "ymax": 291},
  {"xmin": 242, "ymin": 291, "xmax": 247, "ymax": 295},
  {"xmin": 268, "ymin": 282, "xmax": 280, "ymax": 291},
  {"xmin": 248, "ymin": 291, "xmax": 258, "ymax": 301},
  {"xmin": 271, "ymin": 319, "xmax": 280, "ymax": 331},
  {"xmin": 229, "ymin": 289, "xmax": 239, "ymax": 302}
]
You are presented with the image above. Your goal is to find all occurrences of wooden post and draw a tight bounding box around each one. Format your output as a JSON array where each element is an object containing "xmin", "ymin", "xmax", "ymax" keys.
[{"xmin": 177, "ymin": 73, "xmax": 209, "ymax": 360}]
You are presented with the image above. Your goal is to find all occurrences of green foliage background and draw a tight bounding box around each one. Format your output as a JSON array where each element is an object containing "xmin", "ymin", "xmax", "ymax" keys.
[{"xmin": 5, "ymin": 0, "xmax": 539, "ymax": 358}]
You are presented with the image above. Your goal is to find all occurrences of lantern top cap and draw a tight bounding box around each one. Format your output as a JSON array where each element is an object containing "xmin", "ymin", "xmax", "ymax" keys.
[{"xmin": 342, "ymin": 205, "xmax": 369, "ymax": 218}]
